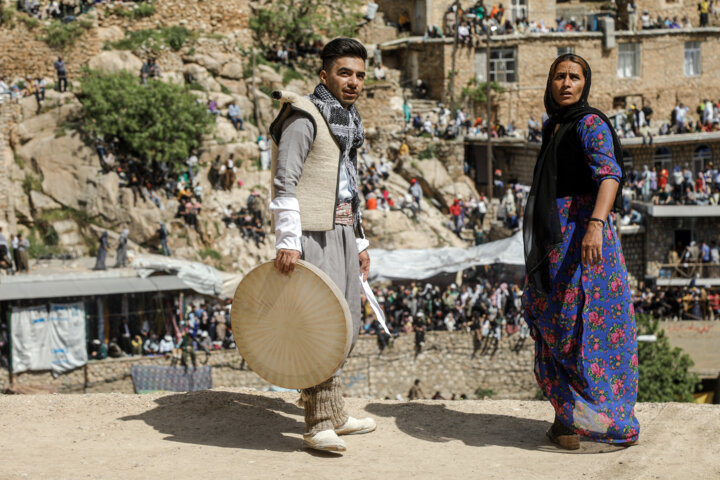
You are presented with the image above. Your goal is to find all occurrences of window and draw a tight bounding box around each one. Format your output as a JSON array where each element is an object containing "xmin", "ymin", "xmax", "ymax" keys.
[
  {"xmin": 490, "ymin": 47, "xmax": 517, "ymax": 83},
  {"xmin": 617, "ymin": 43, "xmax": 641, "ymax": 78},
  {"xmin": 693, "ymin": 145, "xmax": 712, "ymax": 173},
  {"xmin": 684, "ymin": 42, "xmax": 701, "ymax": 76},
  {"xmin": 557, "ymin": 46, "xmax": 575, "ymax": 56},
  {"xmin": 509, "ymin": 0, "xmax": 527, "ymax": 22}
]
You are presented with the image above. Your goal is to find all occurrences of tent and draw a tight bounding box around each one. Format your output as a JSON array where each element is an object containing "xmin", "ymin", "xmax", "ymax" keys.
[{"xmin": 368, "ymin": 231, "xmax": 524, "ymax": 282}]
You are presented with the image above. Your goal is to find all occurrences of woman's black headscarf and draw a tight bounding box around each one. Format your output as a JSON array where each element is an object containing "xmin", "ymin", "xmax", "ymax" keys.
[{"xmin": 523, "ymin": 54, "xmax": 625, "ymax": 293}]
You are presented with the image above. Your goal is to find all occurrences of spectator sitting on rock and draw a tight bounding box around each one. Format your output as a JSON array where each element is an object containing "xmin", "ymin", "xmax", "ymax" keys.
[
  {"xmin": 409, "ymin": 178, "xmax": 423, "ymax": 214},
  {"xmin": 415, "ymin": 78, "xmax": 429, "ymax": 99},
  {"xmin": 374, "ymin": 62, "xmax": 386, "ymax": 81},
  {"xmin": 250, "ymin": 217, "xmax": 266, "ymax": 247},
  {"xmin": 140, "ymin": 57, "xmax": 160, "ymax": 84},
  {"xmin": 206, "ymin": 99, "xmax": 220, "ymax": 119},
  {"xmin": 228, "ymin": 101, "xmax": 244, "ymax": 131},
  {"xmin": 398, "ymin": 10, "xmax": 412, "ymax": 33}
]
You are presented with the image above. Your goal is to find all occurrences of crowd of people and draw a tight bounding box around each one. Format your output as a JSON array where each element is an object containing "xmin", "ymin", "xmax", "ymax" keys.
[
  {"xmin": 392, "ymin": 0, "xmax": 717, "ymax": 41},
  {"xmin": 634, "ymin": 284, "xmax": 720, "ymax": 321},
  {"xmin": 88, "ymin": 299, "xmax": 236, "ymax": 372},
  {"xmin": 622, "ymin": 162, "xmax": 720, "ymax": 209},
  {"xmin": 221, "ymin": 191, "xmax": 267, "ymax": 248},
  {"xmin": 264, "ymin": 41, "xmax": 324, "ymax": 68},
  {"xmin": 0, "ymin": 227, "xmax": 31, "ymax": 275},
  {"xmin": 361, "ymin": 279, "xmax": 531, "ymax": 355}
]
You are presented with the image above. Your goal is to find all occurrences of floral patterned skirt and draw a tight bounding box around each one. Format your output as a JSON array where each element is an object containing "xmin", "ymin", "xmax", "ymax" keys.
[{"xmin": 523, "ymin": 194, "xmax": 640, "ymax": 444}]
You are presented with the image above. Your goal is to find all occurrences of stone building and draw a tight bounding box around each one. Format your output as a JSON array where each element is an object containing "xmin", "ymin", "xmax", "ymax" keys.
[
  {"xmin": 380, "ymin": 27, "xmax": 720, "ymax": 129},
  {"xmin": 465, "ymin": 132, "xmax": 720, "ymax": 285},
  {"xmin": 374, "ymin": 0, "xmax": 712, "ymax": 39}
]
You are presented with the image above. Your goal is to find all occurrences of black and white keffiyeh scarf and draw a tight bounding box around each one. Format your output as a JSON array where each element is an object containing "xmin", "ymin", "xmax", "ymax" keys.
[{"xmin": 308, "ymin": 83, "xmax": 365, "ymax": 235}]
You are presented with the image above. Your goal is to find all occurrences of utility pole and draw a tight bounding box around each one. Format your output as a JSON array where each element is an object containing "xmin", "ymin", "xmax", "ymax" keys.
[
  {"xmin": 449, "ymin": 0, "xmax": 460, "ymax": 109},
  {"xmin": 251, "ymin": 47, "xmax": 259, "ymax": 129},
  {"xmin": 485, "ymin": 24, "xmax": 493, "ymax": 200}
]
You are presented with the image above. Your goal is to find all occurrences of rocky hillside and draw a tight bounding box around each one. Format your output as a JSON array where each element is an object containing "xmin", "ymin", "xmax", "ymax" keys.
[{"xmin": 0, "ymin": 0, "xmax": 481, "ymax": 274}]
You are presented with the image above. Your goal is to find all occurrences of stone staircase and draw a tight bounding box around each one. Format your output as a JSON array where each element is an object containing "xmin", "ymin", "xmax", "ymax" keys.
[
  {"xmin": 409, "ymin": 99, "xmax": 439, "ymax": 117},
  {"xmin": 0, "ymin": 98, "xmax": 18, "ymax": 232}
]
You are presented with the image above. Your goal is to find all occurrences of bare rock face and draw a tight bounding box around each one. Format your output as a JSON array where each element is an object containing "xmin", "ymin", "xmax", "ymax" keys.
[
  {"xmin": 88, "ymin": 51, "xmax": 143, "ymax": 75},
  {"xmin": 16, "ymin": 101, "xmax": 83, "ymax": 144},
  {"xmin": 220, "ymin": 61, "xmax": 245, "ymax": 80},
  {"xmin": 159, "ymin": 71, "xmax": 184, "ymax": 85},
  {"xmin": 29, "ymin": 191, "xmax": 62, "ymax": 213},
  {"xmin": 256, "ymin": 64, "xmax": 283, "ymax": 90},
  {"xmin": 95, "ymin": 26, "xmax": 124, "ymax": 43},
  {"xmin": 52, "ymin": 219, "xmax": 86, "ymax": 254}
]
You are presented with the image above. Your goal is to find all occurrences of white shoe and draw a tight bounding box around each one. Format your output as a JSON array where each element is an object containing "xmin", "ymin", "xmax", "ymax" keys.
[
  {"xmin": 334, "ymin": 416, "xmax": 377, "ymax": 436},
  {"xmin": 303, "ymin": 429, "xmax": 347, "ymax": 452}
]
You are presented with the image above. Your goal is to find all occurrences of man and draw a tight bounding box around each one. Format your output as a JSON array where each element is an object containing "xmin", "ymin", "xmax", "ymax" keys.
[
  {"xmin": 140, "ymin": 58, "xmax": 160, "ymax": 84},
  {"xmin": 409, "ymin": 178, "xmax": 423, "ymax": 214},
  {"xmin": 54, "ymin": 56, "xmax": 67, "ymax": 92},
  {"xmin": 16, "ymin": 233, "xmax": 30, "ymax": 274},
  {"xmin": 269, "ymin": 38, "xmax": 376, "ymax": 453},
  {"xmin": 373, "ymin": 62, "xmax": 386, "ymax": 81},
  {"xmin": 228, "ymin": 101, "xmax": 244, "ymax": 131}
]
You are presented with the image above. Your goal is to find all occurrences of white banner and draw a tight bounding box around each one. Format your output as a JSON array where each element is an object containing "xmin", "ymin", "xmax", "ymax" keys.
[
  {"xmin": 48, "ymin": 302, "xmax": 88, "ymax": 375},
  {"xmin": 11, "ymin": 303, "xmax": 87, "ymax": 375},
  {"xmin": 11, "ymin": 305, "xmax": 51, "ymax": 374}
]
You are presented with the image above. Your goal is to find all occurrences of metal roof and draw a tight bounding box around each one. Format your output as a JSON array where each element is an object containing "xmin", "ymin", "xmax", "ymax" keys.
[{"xmin": 0, "ymin": 275, "xmax": 190, "ymax": 301}]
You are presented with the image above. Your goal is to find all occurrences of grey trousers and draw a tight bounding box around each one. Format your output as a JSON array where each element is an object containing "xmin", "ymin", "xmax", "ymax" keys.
[
  {"xmin": 300, "ymin": 224, "xmax": 362, "ymax": 434},
  {"xmin": 300, "ymin": 224, "xmax": 362, "ymax": 355}
]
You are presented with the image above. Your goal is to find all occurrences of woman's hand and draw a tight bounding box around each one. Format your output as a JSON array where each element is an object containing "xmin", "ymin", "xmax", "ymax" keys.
[{"xmin": 581, "ymin": 221, "xmax": 604, "ymax": 269}]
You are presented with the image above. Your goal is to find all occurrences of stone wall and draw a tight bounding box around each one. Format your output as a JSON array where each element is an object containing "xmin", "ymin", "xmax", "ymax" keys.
[
  {"xmin": 644, "ymin": 216, "xmax": 720, "ymax": 269},
  {"xmin": 0, "ymin": 0, "xmax": 251, "ymax": 81},
  {"xmin": 1, "ymin": 332, "xmax": 537, "ymax": 399},
  {"xmin": 386, "ymin": 29, "xmax": 720, "ymax": 128},
  {"xmin": 620, "ymin": 228, "xmax": 646, "ymax": 282}
]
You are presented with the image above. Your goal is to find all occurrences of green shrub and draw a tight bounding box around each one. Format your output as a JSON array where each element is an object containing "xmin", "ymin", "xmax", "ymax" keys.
[
  {"xmin": 461, "ymin": 79, "xmax": 504, "ymax": 103},
  {"xmin": 27, "ymin": 227, "xmax": 61, "ymax": 259},
  {"xmin": 79, "ymin": 69, "xmax": 214, "ymax": 171},
  {"xmin": 40, "ymin": 19, "xmax": 93, "ymax": 49},
  {"xmin": 199, "ymin": 247, "xmax": 222, "ymax": 261},
  {"xmin": 250, "ymin": 0, "xmax": 362, "ymax": 49},
  {"xmin": 636, "ymin": 314, "xmax": 700, "ymax": 402},
  {"xmin": 219, "ymin": 83, "xmax": 231, "ymax": 95},
  {"xmin": 18, "ymin": 14, "xmax": 40, "ymax": 29},
  {"xmin": 108, "ymin": 26, "xmax": 196, "ymax": 52},
  {"xmin": 1, "ymin": 6, "xmax": 15, "ymax": 26},
  {"xmin": 22, "ymin": 173, "xmax": 43, "ymax": 194},
  {"xmin": 474, "ymin": 387, "xmax": 496, "ymax": 398},
  {"xmin": 418, "ymin": 144, "xmax": 436, "ymax": 160}
]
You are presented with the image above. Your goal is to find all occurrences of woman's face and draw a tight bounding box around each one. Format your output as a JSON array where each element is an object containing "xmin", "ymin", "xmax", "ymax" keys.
[{"xmin": 551, "ymin": 60, "xmax": 586, "ymax": 107}]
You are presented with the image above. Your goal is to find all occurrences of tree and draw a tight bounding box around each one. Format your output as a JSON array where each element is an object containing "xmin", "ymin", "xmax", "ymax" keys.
[
  {"xmin": 79, "ymin": 70, "xmax": 213, "ymax": 171},
  {"xmin": 636, "ymin": 314, "xmax": 700, "ymax": 402},
  {"xmin": 249, "ymin": 0, "xmax": 362, "ymax": 49}
]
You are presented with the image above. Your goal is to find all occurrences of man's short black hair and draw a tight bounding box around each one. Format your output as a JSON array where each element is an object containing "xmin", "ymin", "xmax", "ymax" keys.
[{"xmin": 321, "ymin": 38, "xmax": 367, "ymax": 72}]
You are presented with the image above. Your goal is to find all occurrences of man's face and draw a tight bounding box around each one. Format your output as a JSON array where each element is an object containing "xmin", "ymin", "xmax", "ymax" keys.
[{"xmin": 320, "ymin": 56, "xmax": 366, "ymax": 109}]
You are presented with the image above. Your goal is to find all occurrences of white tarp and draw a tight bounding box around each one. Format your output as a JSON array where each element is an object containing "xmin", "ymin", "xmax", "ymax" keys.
[
  {"xmin": 11, "ymin": 305, "xmax": 51, "ymax": 373},
  {"xmin": 48, "ymin": 302, "xmax": 88, "ymax": 375},
  {"xmin": 11, "ymin": 302, "xmax": 87, "ymax": 375},
  {"xmin": 133, "ymin": 254, "xmax": 226, "ymax": 297},
  {"xmin": 368, "ymin": 231, "xmax": 525, "ymax": 282}
]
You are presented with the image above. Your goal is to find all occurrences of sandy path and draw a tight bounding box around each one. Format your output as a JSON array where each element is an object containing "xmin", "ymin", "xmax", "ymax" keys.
[{"xmin": 0, "ymin": 389, "xmax": 718, "ymax": 480}]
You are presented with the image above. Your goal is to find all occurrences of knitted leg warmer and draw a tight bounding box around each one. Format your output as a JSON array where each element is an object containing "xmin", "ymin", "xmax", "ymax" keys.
[{"xmin": 300, "ymin": 376, "xmax": 348, "ymax": 435}]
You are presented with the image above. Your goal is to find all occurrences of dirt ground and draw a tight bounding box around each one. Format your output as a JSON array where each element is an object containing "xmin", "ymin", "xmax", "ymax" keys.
[{"xmin": 0, "ymin": 389, "xmax": 718, "ymax": 480}]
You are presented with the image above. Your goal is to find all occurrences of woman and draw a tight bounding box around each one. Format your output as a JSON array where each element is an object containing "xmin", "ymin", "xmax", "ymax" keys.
[
  {"xmin": 522, "ymin": 54, "xmax": 639, "ymax": 449},
  {"xmin": 114, "ymin": 228, "xmax": 129, "ymax": 268},
  {"xmin": 93, "ymin": 231, "xmax": 109, "ymax": 271}
]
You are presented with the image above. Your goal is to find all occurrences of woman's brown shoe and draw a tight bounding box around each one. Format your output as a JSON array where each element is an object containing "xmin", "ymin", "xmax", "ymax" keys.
[{"xmin": 546, "ymin": 419, "xmax": 580, "ymax": 450}]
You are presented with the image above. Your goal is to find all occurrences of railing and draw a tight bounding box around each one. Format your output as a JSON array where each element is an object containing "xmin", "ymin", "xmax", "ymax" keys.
[{"xmin": 658, "ymin": 262, "xmax": 720, "ymax": 280}]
